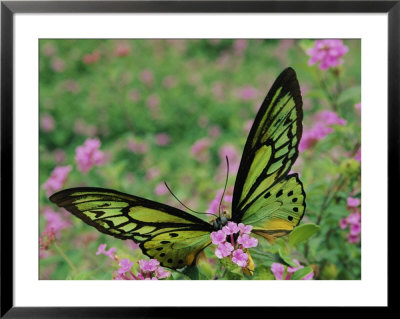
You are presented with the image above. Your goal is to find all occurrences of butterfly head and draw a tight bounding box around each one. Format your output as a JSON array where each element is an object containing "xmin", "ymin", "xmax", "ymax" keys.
[{"xmin": 212, "ymin": 211, "xmax": 229, "ymax": 230}]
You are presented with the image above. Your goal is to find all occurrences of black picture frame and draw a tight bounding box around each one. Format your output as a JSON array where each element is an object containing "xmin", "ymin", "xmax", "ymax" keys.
[{"xmin": 1, "ymin": 1, "xmax": 395, "ymax": 316}]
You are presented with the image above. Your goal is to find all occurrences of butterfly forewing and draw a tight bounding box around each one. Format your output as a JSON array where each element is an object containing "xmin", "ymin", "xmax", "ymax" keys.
[
  {"xmin": 231, "ymin": 67, "xmax": 305, "ymax": 234},
  {"xmin": 50, "ymin": 187, "xmax": 213, "ymax": 268}
]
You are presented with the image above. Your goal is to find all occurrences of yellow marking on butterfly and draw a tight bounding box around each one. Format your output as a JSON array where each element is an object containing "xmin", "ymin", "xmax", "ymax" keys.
[
  {"xmin": 128, "ymin": 207, "xmax": 195, "ymax": 224},
  {"xmin": 242, "ymin": 250, "xmax": 255, "ymax": 276},
  {"xmin": 261, "ymin": 218, "xmax": 294, "ymax": 231},
  {"xmin": 185, "ymin": 253, "xmax": 195, "ymax": 265}
]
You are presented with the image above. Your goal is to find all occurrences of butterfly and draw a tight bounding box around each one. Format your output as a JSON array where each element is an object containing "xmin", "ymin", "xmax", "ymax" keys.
[{"xmin": 50, "ymin": 67, "xmax": 305, "ymax": 271}]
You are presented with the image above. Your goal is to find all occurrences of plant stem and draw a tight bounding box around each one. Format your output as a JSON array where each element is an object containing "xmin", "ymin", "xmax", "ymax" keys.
[{"xmin": 53, "ymin": 242, "xmax": 78, "ymax": 274}]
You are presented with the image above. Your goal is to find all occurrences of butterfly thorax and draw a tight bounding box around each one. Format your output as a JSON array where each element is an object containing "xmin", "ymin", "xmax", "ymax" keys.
[{"xmin": 212, "ymin": 211, "xmax": 229, "ymax": 230}]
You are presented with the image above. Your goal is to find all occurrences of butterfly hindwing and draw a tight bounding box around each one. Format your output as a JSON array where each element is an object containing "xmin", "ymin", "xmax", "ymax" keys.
[
  {"xmin": 49, "ymin": 187, "xmax": 213, "ymax": 269},
  {"xmin": 141, "ymin": 229, "xmax": 212, "ymax": 269},
  {"xmin": 240, "ymin": 174, "xmax": 306, "ymax": 239},
  {"xmin": 231, "ymin": 67, "xmax": 304, "ymax": 236}
]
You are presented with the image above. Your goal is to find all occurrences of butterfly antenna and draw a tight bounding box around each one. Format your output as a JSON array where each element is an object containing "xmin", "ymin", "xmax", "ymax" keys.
[
  {"xmin": 164, "ymin": 182, "xmax": 218, "ymax": 217},
  {"xmin": 218, "ymin": 156, "xmax": 230, "ymax": 217}
]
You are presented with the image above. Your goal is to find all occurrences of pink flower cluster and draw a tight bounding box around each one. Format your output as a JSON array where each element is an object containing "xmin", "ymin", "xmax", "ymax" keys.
[
  {"xmin": 83, "ymin": 50, "xmax": 100, "ymax": 64},
  {"xmin": 41, "ymin": 114, "xmax": 55, "ymax": 132},
  {"xmin": 42, "ymin": 207, "xmax": 71, "ymax": 238},
  {"xmin": 340, "ymin": 196, "xmax": 361, "ymax": 244},
  {"xmin": 299, "ymin": 110, "xmax": 346, "ymax": 151},
  {"xmin": 39, "ymin": 207, "xmax": 71, "ymax": 258},
  {"xmin": 75, "ymin": 138, "xmax": 105, "ymax": 173},
  {"xmin": 271, "ymin": 259, "xmax": 314, "ymax": 280},
  {"xmin": 190, "ymin": 137, "xmax": 212, "ymax": 163},
  {"xmin": 236, "ymin": 85, "xmax": 258, "ymax": 101},
  {"xmin": 307, "ymin": 39, "xmax": 349, "ymax": 71},
  {"xmin": 42, "ymin": 165, "xmax": 72, "ymax": 196},
  {"xmin": 211, "ymin": 222, "xmax": 258, "ymax": 269},
  {"xmin": 96, "ymin": 243, "xmax": 118, "ymax": 261},
  {"xmin": 207, "ymin": 188, "xmax": 233, "ymax": 216},
  {"xmin": 155, "ymin": 133, "xmax": 171, "ymax": 146},
  {"xmin": 127, "ymin": 138, "xmax": 149, "ymax": 154},
  {"xmin": 115, "ymin": 258, "xmax": 171, "ymax": 280},
  {"xmin": 96, "ymin": 244, "xmax": 171, "ymax": 280},
  {"xmin": 39, "ymin": 228, "xmax": 56, "ymax": 259}
]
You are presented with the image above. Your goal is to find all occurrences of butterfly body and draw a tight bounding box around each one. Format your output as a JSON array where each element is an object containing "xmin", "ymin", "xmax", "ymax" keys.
[{"xmin": 50, "ymin": 67, "xmax": 306, "ymax": 270}]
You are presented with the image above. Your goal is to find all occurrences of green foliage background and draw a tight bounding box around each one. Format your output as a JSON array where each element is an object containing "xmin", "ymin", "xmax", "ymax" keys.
[{"xmin": 39, "ymin": 39, "xmax": 361, "ymax": 280}]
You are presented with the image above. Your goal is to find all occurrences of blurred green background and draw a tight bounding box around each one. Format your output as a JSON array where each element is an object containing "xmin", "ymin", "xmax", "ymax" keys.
[{"xmin": 39, "ymin": 39, "xmax": 361, "ymax": 280}]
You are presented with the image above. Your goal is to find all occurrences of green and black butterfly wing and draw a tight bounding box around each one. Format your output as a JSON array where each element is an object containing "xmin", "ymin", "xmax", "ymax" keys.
[
  {"xmin": 50, "ymin": 187, "xmax": 213, "ymax": 269},
  {"xmin": 231, "ymin": 67, "xmax": 306, "ymax": 239}
]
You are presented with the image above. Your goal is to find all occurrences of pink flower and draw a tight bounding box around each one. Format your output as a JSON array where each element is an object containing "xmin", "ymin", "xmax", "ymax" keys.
[
  {"xmin": 233, "ymin": 39, "xmax": 248, "ymax": 56},
  {"xmin": 53, "ymin": 149, "xmax": 66, "ymax": 164},
  {"xmin": 41, "ymin": 114, "xmax": 55, "ymax": 132},
  {"xmin": 207, "ymin": 188, "xmax": 232, "ymax": 215},
  {"xmin": 347, "ymin": 212, "xmax": 361, "ymax": 225},
  {"xmin": 96, "ymin": 243, "xmax": 117, "ymax": 260},
  {"xmin": 140, "ymin": 69, "xmax": 154, "ymax": 86},
  {"xmin": 146, "ymin": 94, "xmax": 160, "ymax": 110},
  {"xmin": 208, "ymin": 125, "xmax": 221, "ymax": 138},
  {"xmin": 350, "ymin": 223, "xmax": 361, "ymax": 236},
  {"xmin": 118, "ymin": 258, "xmax": 134, "ymax": 274},
  {"xmin": 217, "ymin": 144, "xmax": 240, "ymax": 180},
  {"xmin": 114, "ymin": 43, "xmax": 131, "ymax": 57},
  {"xmin": 155, "ymin": 133, "xmax": 171, "ymax": 146},
  {"xmin": 355, "ymin": 102, "xmax": 361, "ymax": 110},
  {"xmin": 316, "ymin": 110, "xmax": 347, "ymax": 126},
  {"xmin": 42, "ymin": 165, "xmax": 72, "ymax": 196},
  {"xmin": 190, "ymin": 138, "xmax": 211, "ymax": 163},
  {"xmin": 339, "ymin": 218, "xmax": 348, "ymax": 229},
  {"xmin": 272, "ymin": 260, "xmax": 314, "ymax": 280},
  {"xmin": 238, "ymin": 223, "xmax": 252, "ymax": 234},
  {"xmin": 83, "ymin": 51, "xmax": 100, "ymax": 64},
  {"xmin": 307, "ymin": 39, "xmax": 349, "ymax": 70},
  {"xmin": 347, "ymin": 233, "xmax": 360, "ymax": 244},
  {"xmin": 347, "ymin": 197, "xmax": 360, "ymax": 208},
  {"xmin": 237, "ymin": 234, "xmax": 258, "ymax": 248},
  {"xmin": 42, "ymin": 43, "xmax": 56, "ymax": 56},
  {"xmin": 51, "ymin": 57, "xmax": 65, "ymax": 72},
  {"xmin": 75, "ymin": 138, "xmax": 104, "ymax": 173},
  {"xmin": 42, "ymin": 207, "xmax": 71, "ymax": 237},
  {"xmin": 145, "ymin": 167, "xmax": 161, "ymax": 180},
  {"xmin": 139, "ymin": 259, "xmax": 159, "ymax": 272},
  {"xmin": 125, "ymin": 239, "xmax": 140, "ymax": 250},
  {"xmin": 236, "ymin": 85, "xmax": 258, "ymax": 101},
  {"xmin": 211, "ymin": 230, "xmax": 226, "ymax": 245},
  {"xmin": 154, "ymin": 182, "xmax": 168, "ymax": 196},
  {"xmin": 129, "ymin": 89, "xmax": 141, "ymax": 102},
  {"xmin": 96, "ymin": 243, "xmax": 107, "ymax": 255},
  {"xmin": 299, "ymin": 111, "xmax": 346, "ymax": 151},
  {"xmin": 155, "ymin": 266, "xmax": 171, "ymax": 279},
  {"xmin": 354, "ymin": 149, "xmax": 361, "ymax": 162},
  {"xmin": 162, "ymin": 75, "xmax": 177, "ymax": 88},
  {"xmin": 215, "ymin": 242, "xmax": 234, "ymax": 259},
  {"xmin": 223, "ymin": 221, "xmax": 240, "ymax": 235},
  {"xmin": 271, "ymin": 263, "xmax": 285, "ymax": 280},
  {"xmin": 127, "ymin": 139, "xmax": 149, "ymax": 154},
  {"xmin": 231, "ymin": 249, "xmax": 248, "ymax": 267},
  {"xmin": 287, "ymin": 259, "xmax": 314, "ymax": 280}
]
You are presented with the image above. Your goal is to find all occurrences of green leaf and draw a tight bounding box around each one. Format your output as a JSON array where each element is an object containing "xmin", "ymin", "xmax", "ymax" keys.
[
  {"xmin": 289, "ymin": 223, "xmax": 320, "ymax": 246},
  {"xmin": 337, "ymin": 86, "xmax": 361, "ymax": 105},
  {"xmin": 181, "ymin": 265, "xmax": 199, "ymax": 280},
  {"xmin": 278, "ymin": 247, "xmax": 298, "ymax": 268},
  {"xmin": 291, "ymin": 266, "xmax": 314, "ymax": 280}
]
